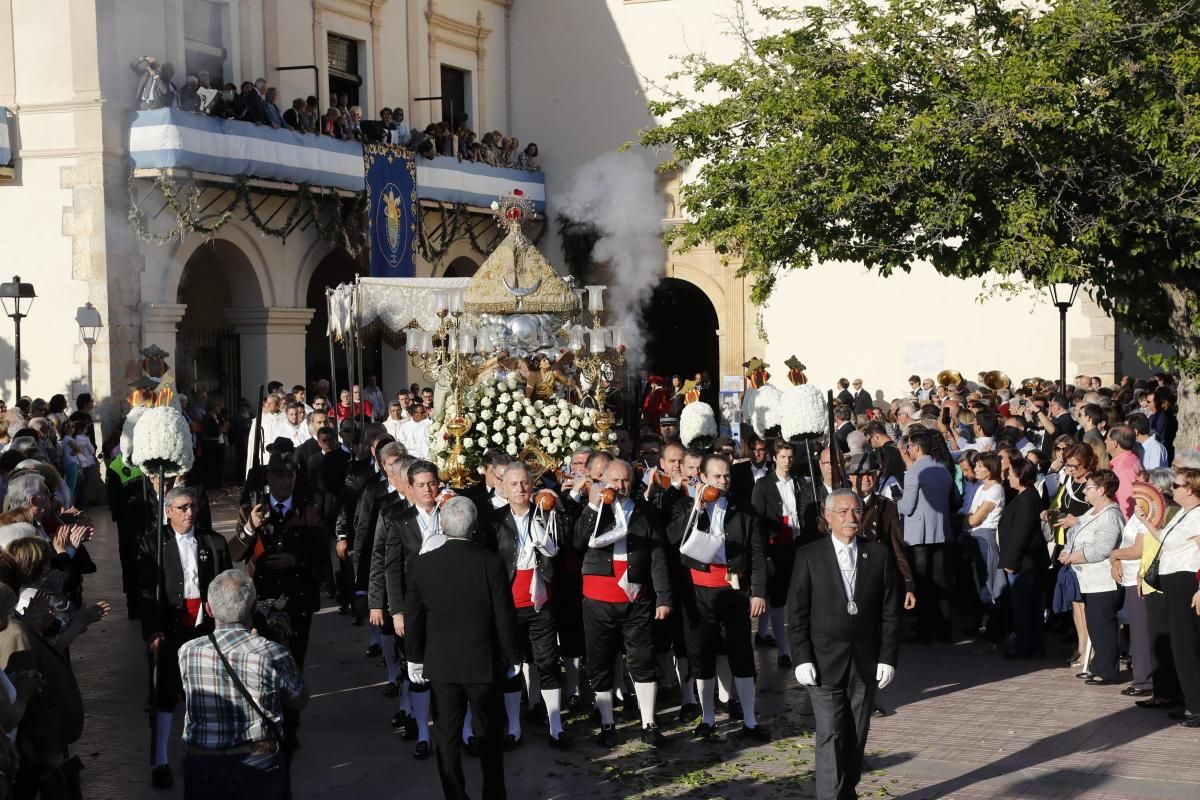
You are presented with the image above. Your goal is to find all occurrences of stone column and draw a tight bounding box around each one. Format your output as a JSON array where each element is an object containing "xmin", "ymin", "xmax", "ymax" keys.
[
  {"xmin": 142, "ymin": 303, "xmax": 188, "ymax": 364},
  {"xmin": 226, "ymin": 307, "xmax": 316, "ymax": 403}
]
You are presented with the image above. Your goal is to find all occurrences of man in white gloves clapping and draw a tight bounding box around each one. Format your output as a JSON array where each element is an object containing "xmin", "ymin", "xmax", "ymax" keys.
[{"xmin": 788, "ymin": 488, "xmax": 900, "ymax": 800}]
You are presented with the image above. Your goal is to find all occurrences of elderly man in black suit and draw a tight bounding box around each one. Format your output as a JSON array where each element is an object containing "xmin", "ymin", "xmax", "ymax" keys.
[
  {"xmin": 140, "ymin": 484, "xmax": 232, "ymax": 788},
  {"xmin": 406, "ymin": 496, "xmax": 520, "ymax": 800},
  {"xmin": 789, "ymin": 488, "xmax": 900, "ymax": 800}
]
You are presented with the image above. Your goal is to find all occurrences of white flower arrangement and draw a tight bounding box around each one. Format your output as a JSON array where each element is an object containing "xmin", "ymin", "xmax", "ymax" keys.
[
  {"xmin": 680, "ymin": 402, "xmax": 719, "ymax": 448},
  {"xmin": 120, "ymin": 405, "xmax": 149, "ymax": 463},
  {"xmin": 743, "ymin": 383, "xmax": 783, "ymax": 438},
  {"xmin": 130, "ymin": 405, "xmax": 195, "ymax": 476},
  {"xmin": 778, "ymin": 383, "xmax": 828, "ymax": 439}
]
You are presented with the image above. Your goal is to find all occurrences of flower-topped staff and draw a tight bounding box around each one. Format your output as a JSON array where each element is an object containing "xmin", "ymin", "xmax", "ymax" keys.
[
  {"xmin": 130, "ymin": 405, "xmax": 195, "ymax": 478},
  {"xmin": 680, "ymin": 402, "xmax": 718, "ymax": 450}
]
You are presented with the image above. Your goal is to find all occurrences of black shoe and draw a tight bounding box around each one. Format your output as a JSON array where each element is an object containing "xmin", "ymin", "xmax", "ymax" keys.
[
  {"xmin": 1137, "ymin": 697, "xmax": 1182, "ymax": 710},
  {"xmin": 872, "ymin": 706, "xmax": 895, "ymax": 718},
  {"xmin": 465, "ymin": 736, "xmax": 479, "ymax": 757},
  {"xmin": 692, "ymin": 721, "xmax": 719, "ymax": 739},
  {"xmin": 413, "ymin": 740, "xmax": 432, "ymax": 760},
  {"xmin": 1168, "ymin": 708, "xmax": 1196, "ymax": 721},
  {"xmin": 754, "ymin": 634, "xmax": 776, "ymax": 648},
  {"xmin": 640, "ymin": 723, "xmax": 666, "ymax": 748},
  {"xmin": 504, "ymin": 733, "xmax": 522, "ymax": 751},
  {"xmin": 402, "ymin": 716, "xmax": 418, "ymax": 741},
  {"xmin": 728, "ymin": 699, "xmax": 744, "ymax": 722},
  {"xmin": 548, "ymin": 731, "xmax": 571, "ymax": 749},
  {"xmin": 678, "ymin": 702, "xmax": 701, "ymax": 723},
  {"xmin": 365, "ymin": 643, "xmax": 382, "ymax": 658},
  {"xmin": 391, "ymin": 710, "xmax": 408, "ymax": 729},
  {"xmin": 151, "ymin": 764, "xmax": 174, "ymax": 789},
  {"xmin": 1084, "ymin": 677, "xmax": 1117, "ymax": 686},
  {"xmin": 338, "ymin": 604, "xmax": 349, "ymax": 616},
  {"xmin": 1075, "ymin": 671, "xmax": 1093, "ymax": 679},
  {"xmin": 777, "ymin": 654, "xmax": 793, "ymax": 669},
  {"xmin": 1121, "ymin": 687, "xmax": 1152, "ymax": 698},
  {"xmin": 566, "ymin": 694, "xmax": 582, "ymax": 712},
  {"xmin": 596, "ymin": 724, "xmax": 617, "ymax": 748},
  {"xmin": 740, "ymin": 724, "xmax": 771, "ymax": 743},
  {"xmin": 1180, "ymin": 715, "xmax": 1200, "ymax": 728},
  {"xmin": 382, "ymin": 681, "xmax": 399, "ymax": 698}
]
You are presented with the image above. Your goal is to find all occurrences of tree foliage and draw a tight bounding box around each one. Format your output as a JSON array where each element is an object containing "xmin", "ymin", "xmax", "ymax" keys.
[{"xmin": 640, "ymin": 0, "xmax": 1200, "ymax": 369}]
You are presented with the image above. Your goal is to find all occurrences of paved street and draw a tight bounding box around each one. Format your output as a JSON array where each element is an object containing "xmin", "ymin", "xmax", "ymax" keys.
[{"xmin": 67, "ymin": 497, "xmax": 1200, "ymax": 800}]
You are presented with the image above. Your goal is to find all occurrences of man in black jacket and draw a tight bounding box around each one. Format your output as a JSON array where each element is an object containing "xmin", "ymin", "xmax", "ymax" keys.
[
  {"xmin": 406, "ymin": 495, "xmax": 519, "ymax": 800},
  {"xmin": 669, "ymin": 453, "xmax": 769, "ymax": 741},
  {"xmin": 789, "ymin": 489, "xmax": 900, "ymax": 800},
  {"xmin": 335, "ymin": 425, "xmax": 389, "ymax": 623},
  {"xmin": 489, "ymin": 463, "xmax": 566, "ymax": 747},
  {"xmin": 573, "ymin": 459, "xmax": 673, "ymax": 748},
  {"xmin": 730, "ymin": 435, "xmax": 771, "ymax": 510},
  {"xmin": 140, "ymin": 485, "xmax": 232, "ymax": 788}
]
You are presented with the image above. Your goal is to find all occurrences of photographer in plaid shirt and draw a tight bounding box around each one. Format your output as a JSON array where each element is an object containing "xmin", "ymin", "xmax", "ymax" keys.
[{"xmin": 178, "ymin": 569, "xmax": 309, "ymax": 799}]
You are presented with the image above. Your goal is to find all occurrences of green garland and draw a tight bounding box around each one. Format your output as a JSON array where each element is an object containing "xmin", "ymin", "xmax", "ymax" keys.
[
  {"xmin": 417, "ymin": 198, "xmax": 547, "ymax": 264},
  {"xmin": 127, "ymin": 169, "xmax": 368, "ymax": 254}
]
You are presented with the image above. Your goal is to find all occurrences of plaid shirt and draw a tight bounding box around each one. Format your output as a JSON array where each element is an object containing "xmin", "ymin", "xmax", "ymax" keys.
[{"xmin": 178, "ymin": 625, "xmax": 304, "ymax": 748}]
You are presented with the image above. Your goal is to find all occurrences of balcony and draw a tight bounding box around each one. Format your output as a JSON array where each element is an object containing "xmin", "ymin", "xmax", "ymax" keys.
[{"xmin": 128, "ymin": 108, "xmax": 545, "ymax": 210}]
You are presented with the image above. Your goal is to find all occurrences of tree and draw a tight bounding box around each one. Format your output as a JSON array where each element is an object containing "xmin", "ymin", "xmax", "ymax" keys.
[{"xmin": 640, "ymin": 0, "xmax": 1200, "ymax": 449}]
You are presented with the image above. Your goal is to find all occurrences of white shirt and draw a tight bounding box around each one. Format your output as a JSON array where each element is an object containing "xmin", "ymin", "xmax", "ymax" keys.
[
  {"xmin": 750, "ymin": 463, "xmax": 769, "ymax": 482},
  {"xmin": 1117, "ymin": 515, "xmax": 1147, "ymax": 587},
  {"xmin": 278, "ymin": 421, "xmax": 310, "ymax": 448},
  {"xmin": 832, "ymin": 537, "xmax": 858, "ymax": 601},
  {"xmin": 416, "ymin": 504, "xmax": 445, "ymax": 553},
  {"xmin": 174, "ymin": 528, "xmax": 201, "ymax": 600},
  {"xmin": 702, "ymin": 497, "xmax": 728, "ymax": 564},
  {"xmin": 969, "ymin": 482, "xmax": 1005, "ymax": 532},
  {"xmin": 512, "ymin": 509, "xmax": 537, "ymax": 570},
  {"xmin": 1158, "ymin": 506, "xmax": 1200, "ymax": 576},
  {"xmin": 1140, "ymin": 435, "xmax": 1168, "ymax": 470},
  {"xmin": 399, "ymin": 418, "xmax": 432, "ymax": 459},
  {"xmin": 383, "ymin": 418, "xmax": 406, "ymax": 442},
  {"xmin": 775, "ymin": 474, "xmax": 798, "ymax": 523}
]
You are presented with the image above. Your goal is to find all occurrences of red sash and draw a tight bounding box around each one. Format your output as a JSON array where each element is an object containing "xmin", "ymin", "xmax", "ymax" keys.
[
  {"xmin": 181, "ymin": 598, "xmax": 202, "ymax": 628},
  {"xmin": 512, "ymin": 568, "xmax": 538, "ymax": 608},
  {"xmin": 583, "ymin": 561, "xmax": 636, "ymax": 603},
  {"xmin": 690, "ymin": 564, "xmax": 729, "ymax": 588},
  {"xmin": 772, "ymin": 516, "xmax": 795, "ymax": 546}
]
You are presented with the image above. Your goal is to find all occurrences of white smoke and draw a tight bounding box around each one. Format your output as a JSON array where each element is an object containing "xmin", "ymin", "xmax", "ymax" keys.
[{"xmin": 555, "ymin": 151, "xmax": 665, "ymax": 367}]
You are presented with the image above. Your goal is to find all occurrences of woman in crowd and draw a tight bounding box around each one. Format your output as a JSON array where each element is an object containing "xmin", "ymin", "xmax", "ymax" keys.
[
  {"xmin": 1147, "ymin": 387, "xmax": 1179, "ymax": 463},
  {"xmin": 966, "ymin": 452, "xmax": 1006, "ymax": 639},
  {"xmin": 45, "ymin": 396, "xmax": 69, "ymax": 437},
  {"xmin": 1048, "ymin": 442, "xmax": 1097, "ymax": 666},
  {"xmin": 999, "ymin": 457, "xmax": 1049, "ymax": 658},
  {"xmin": 516, "ymin": 142, "xmax": 540, "ymax": 171},
  {"xmin": 1059, "ymin": 469, "xmax": 1124, "ymax": 684},
  {"xmin": 1134, "ymin": 468, "xmax": 1183, "ymax": 709},
  {"xmin": 1137, "ymin": 467, "xmax": 1200, "ymax": 726}
]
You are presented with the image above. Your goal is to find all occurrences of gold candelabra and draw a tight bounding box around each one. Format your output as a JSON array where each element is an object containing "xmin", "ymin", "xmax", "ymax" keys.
[
  {"xmin": 408, "ymin": 307, "xmax": 480, "ymax": 488},
  {"xmin": 574, "ymin": 312, "xmax": 626, "ymax": 455}
]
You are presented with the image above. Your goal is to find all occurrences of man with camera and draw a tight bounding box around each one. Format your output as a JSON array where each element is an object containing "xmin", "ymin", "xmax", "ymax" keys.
[
  {"xmin": 178, "ymin": 569, "xmax": 308, "ymax": 800},
  {"xmin": 231, "ymin": 458, "xmax": 324, "ymax": 750}
]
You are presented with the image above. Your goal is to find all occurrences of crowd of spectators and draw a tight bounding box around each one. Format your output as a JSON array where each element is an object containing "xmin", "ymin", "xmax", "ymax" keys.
[{"xmin": 132, "ymin": 56, "xmax": 542, "ymax": 170}]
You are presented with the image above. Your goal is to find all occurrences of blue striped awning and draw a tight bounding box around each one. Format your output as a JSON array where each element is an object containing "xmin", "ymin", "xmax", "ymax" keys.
[
  {"xmin": 0, "ymin": 107, "xmax": 11, "ymax": 166},
  {"xmin": 416, "ymin": 158, "xmax": 545, "ymax": 212},
  {"xmin": 129, "ymin": 108, "xmax": 365, "ymax": 191}
]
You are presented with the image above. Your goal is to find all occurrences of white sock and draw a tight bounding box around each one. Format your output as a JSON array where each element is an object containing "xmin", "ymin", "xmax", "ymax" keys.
[
  {"xmin": 524, "ymin": 663, "xmax": 541, "ymax": 704},
  {"xmin": 541, "ymin": 688, "xmax": 563, "ymax": 738},
  {"xmin": 564, "ymin": 657, "xmax": 581, "ymax": 699},
  {"xmin": 657, "ymin": 653, "xmax": 676, "ymax": 688},
  {"xmin": 770, "ymin": 607, "xmax": 789, "ymax": 656},
  {"xmin": 381, "ymin": 632, "xmax": 401, "ymax": 684},
  {"xmin": 154, "ymin": 710, "xmax": 172, "ymax": 766},
  {"xmin": 734, "ymin": 676, "xmax": 758, "ymax": 728},
  {"xmin": 716, "ymin": 656, "xmax": 733, "ymax": 703},
  {"xmin": 504, "ymin": 691, "xmax": 523, "ymax": 738},
  {"xmin": 462, "ymin": 706, "xmax": 474, "ymax": 743},
  {"xmin": 675, "ymin": 657, "xmax": 695, "ymax": 704},
  {"xmin": 595, "ymin": 690, "xmax": 615, "ymax": 726},
  {"xmin": 411, "ymin": 690, "xmax": 431, "ymax": 743},
  {"xmin": 369, "ymin": 623, "xmax": 382, "ymax": 647},
  {"xmin": 633, "ymin": 681, "xmax": 657, "ymax": 728},
  {"xmin": 696, "ymin": 677, "xmax": 717, "ymax": 726}
]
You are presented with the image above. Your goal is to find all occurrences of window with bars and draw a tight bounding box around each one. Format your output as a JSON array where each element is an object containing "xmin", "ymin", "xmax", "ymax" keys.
[{"xmin": 327, "ymin": 33, "xmax": 363, "ymax": 107}]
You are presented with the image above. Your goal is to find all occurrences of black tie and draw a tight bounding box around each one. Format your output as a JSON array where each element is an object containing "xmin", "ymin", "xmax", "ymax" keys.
[{"xmin": 275, "ymin": 503, "xmax": 285, "ymax": 516}]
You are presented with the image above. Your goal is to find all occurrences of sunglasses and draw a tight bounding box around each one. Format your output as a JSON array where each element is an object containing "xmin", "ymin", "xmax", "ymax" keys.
[
  {"xmin": 1065, "ymin": 462, "xmax": 1081, "ymax": 469},
  {"xmin": 1173, "ymin": 482, "xmax": 1187, "ymax": 489}
]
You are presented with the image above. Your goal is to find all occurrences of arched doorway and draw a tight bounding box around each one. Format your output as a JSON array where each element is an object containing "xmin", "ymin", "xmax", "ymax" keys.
[
  {"xmin": 176, "ymin": 240, "xmax": 262, "ymax": 413},
  {"xmin": 641, "ymin": 276, "xmax": 720, "ymax": 411},
  {"xmin": 304, "ymin": 250, "xmax": 378, "ymax": 392},
  {"xmin": 442, "ymin": 256, "xmax": 479, "ymax": 278}
]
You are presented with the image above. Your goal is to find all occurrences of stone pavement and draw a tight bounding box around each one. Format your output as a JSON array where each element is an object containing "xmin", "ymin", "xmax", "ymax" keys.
[{"xmin": 66, "ymin": 496, "xmax": 1200, "ymax": 799}]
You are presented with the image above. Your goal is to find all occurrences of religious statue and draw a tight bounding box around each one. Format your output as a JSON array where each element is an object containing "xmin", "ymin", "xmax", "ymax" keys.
[{"xmin": 518, "ymin": 353, "xmax": 577, "ymax": 402}]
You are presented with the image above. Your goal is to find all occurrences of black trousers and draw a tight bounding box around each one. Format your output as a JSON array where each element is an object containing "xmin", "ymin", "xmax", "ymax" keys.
[
  {"xmin": 1007, "ymin": 569, "xmax": 1044, "ymax": 658},
  {"xmin": 1083, "ymin": 588, "xmax": 1124, "ymax": 682},
  {"xmin": 552, "ymin": 572, "xmax": 585, "ymax": 658},
  {"xmin": 582, "ymin": 596, "xmax": 657, "ymax": 691},
  {"xmin": 201, "ymin": 441, "xmax": 225, "ymax": 489},
  {"xmin": 806, "ymin": 663, "xmax": 876, "ymax": 800},
  {"xmin": 766, "ymin": 541, "xmax": 797, "ymax": 608},
  {"xmin": 1143, "ymin": 590, "xmax": 1182, "ymax": 702},
  {"xmin": 283, "ymin": 609, "xmax": 313, "ymax": 738},
  {"xmin": 1162, "ymin": 571, "xmax": 1200, "ymax": 714},
  {"xmin": 907, "ymin": 543, "xmax": 951, "ymax": 638},
  {"xmin": 504, "ymin": 605, "xmax": 562, "ymax": 691},
  {"xmin": 431, "ymin": 681, "xmax": 506, "ymax": 800},
  {"xmin": 151, "ymin": 626, "xmax": 208, "ymax": 711},
  {"xmin": 116, "ymin": 520, "xmax": 142, "ymax": 610},
  {"xmin": 682, "ymin": 583, "xmax": 755, "ymax": 679}
]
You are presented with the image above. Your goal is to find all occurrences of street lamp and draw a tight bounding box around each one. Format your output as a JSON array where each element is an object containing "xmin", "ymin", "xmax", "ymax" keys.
[
  {"xmin": 0, "ymin": 276, "xmax": 36, "ymax": 401},
  {"xmin": 75, "ymin": 302, "xmax": 102, "ymax": 391},
  {"xmin": 1049, "ymin": 281, "xmax": 1080, "ymax": 395}
]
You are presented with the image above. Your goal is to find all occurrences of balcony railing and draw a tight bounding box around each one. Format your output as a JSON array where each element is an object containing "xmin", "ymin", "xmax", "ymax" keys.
[{"xmin": 128, "ymin": 109, "xmax": 545, "ymax": 210}]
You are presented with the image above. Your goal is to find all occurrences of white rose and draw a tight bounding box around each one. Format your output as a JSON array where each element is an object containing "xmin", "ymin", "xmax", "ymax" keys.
[
  {"xmin": 492, "ymin": 432, "xmax": 504, "ymax": 444},
  {"xmin": 558, "ymin": 413, "xmax": 570, "ymax": 427},
  {"xmin": 480, "ymin": 396, "xmax": 492, "ymax": 408},
  {"xmin": 477, "ymin": 422, "xmax": 488, "ymax": 435},
  {"xmin": 519, "ymin": 432, "xmax": 530, "ymax": 444},
  {"xmin": 506, "ymin": 442, "xmax": 518, "ymax": 456},
  {"xmin": 557, "ymin": 399, "xmax": 569, "ymax": 410},
  {"xmin": 580, "ymin": 431, "xmax": 591, "ymax": 442},
  {"xmin": 521, "ymin": 416, "xmax": 533, "ymax": 427},
  {"xmin": 457, "ymin": 454, "xmax": 467, "ymax": 464},
  {"xmin": 570, "ymin": 418, "xmax": 580, "ymax": 430},
  {"xmin": 548, "ymin": 443, "xmax": 559, "ymax": 454},
  {"xmin": 608, "ymin": 432, "xmax": 617, "ymax": 442},
  {"xmin": 540, "ymin": 428, "xmax": 550, "ymax": 438},
  {"xmin": 496, "ymin": 403, "xmax": 508, "ymax": 415},
  {"xmin": 486, "ymin": 387, "xmax": 497, "ymax": 398},
  {"xmin": 462, "ymin": 437, "xmax": 474, "ymax": 449},
  {"xmin": 507, "ymin": 425, "xmax": 518, "ymax": 437},
  {"xmin": 507, "ymin": 411, "xmax": 518, "ymax": 422},
  {"xmin": 534, "ymin": 400, "xmax": 544, "ymax": 410}
]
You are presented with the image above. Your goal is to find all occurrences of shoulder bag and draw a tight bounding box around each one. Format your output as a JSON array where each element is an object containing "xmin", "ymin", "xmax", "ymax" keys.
[
  {"xmin": 1143, "ymin": 506, "xmax": 1196, "ymax": 592},
  {"xmin": 206, "ymin": 633, "xmax": 291, "ymax": 781}
]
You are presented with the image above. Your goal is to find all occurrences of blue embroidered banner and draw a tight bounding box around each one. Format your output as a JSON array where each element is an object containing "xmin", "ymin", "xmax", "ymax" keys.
[{"xmin": 365, "ymin": 143, "xmax": 417, "ymax": 277}]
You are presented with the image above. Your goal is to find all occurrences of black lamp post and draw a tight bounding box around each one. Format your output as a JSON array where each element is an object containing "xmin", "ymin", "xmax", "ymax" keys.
[
  {"xmin": 0, "ymin": 276, "xmax": 36, "ymax": 401},
  {"xmin": 75, "ymin": 302, "xmax": 102, "ymax": 391},
  {"xmin": 1049, "ymin": 281, "xmax": 1080, "ymax": 395}
]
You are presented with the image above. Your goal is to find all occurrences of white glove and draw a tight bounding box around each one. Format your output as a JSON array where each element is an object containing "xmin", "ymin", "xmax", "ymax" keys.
[
  {"xmin": 408, "ymin": 662, "xmax": 426, "ymax": 686},
  {"xmin": 505, "ymin": 664, "xmax": 521, "ymax": 679},
  {"xmin": 795, "ymin": 662, "xmax": 817, "ymax": 687},
  {"xmin": 876, "ymin": 663, "xmax": 895, "ymax": 690}
]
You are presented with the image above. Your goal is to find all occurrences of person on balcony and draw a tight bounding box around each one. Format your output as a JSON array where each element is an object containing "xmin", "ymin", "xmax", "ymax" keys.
[
  {"xmin": 195, "ymin": 71, "xmax": 217, "ymax": 113},
  {"xmin": 393, "ymin": 107, "xmax": 411, "ymax": 146},
  {"xmin": 263, "ymin": 87, "xmax": 285, "ymax": 129},
  {"xmin": 300, "ymin": 96, "xmax": 319, "ymax": 133},
  {"xmin": 178, "ymin": 76, "xmax": 201, "ymax": 113},
  {"xmin": 131, "ymin": 56, "xmax": 178, "ymax": 110},
  {"xmin": 237, "ymin": 81, "xmax": 267, "ymax": 125},
  {"xmin": 283, "ymin": 98, "xmax": 304, "ymax": 131},
  {"xmin": 208, "ymin": 83, "xmax": 240, "ymax": 119},
  {"xmin": 322, "ymin": 107, "xmax": 343, "ymax": 138},
  {"xmin": 516, "ymin": 143, "xmax": 540, "ymax": 172}
]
